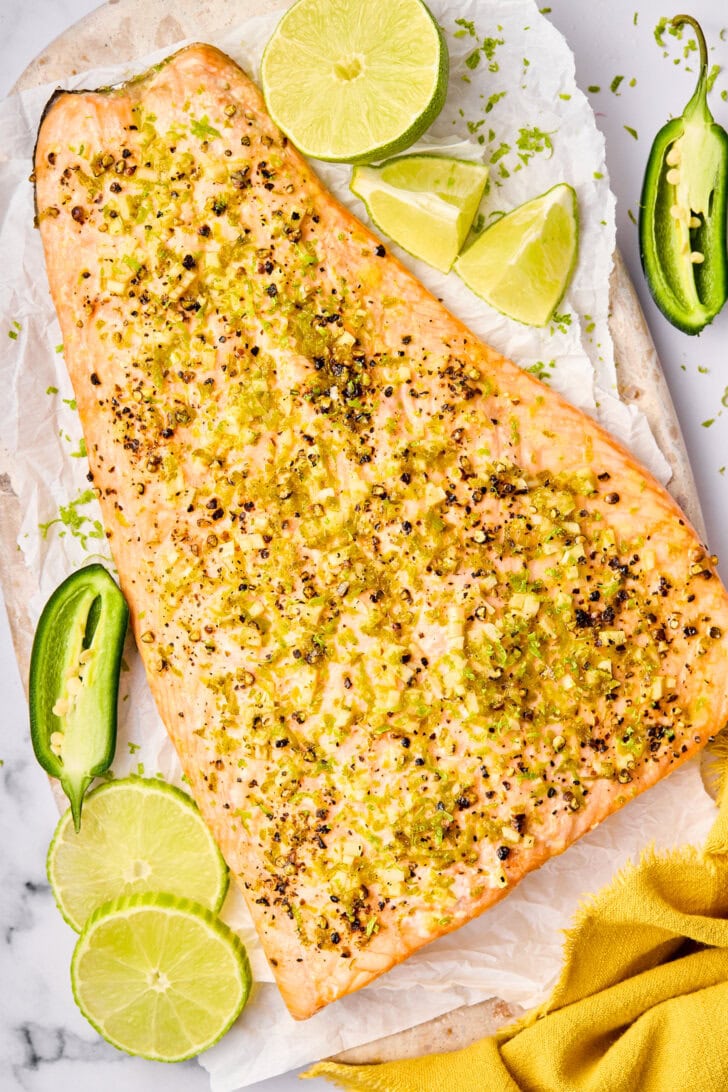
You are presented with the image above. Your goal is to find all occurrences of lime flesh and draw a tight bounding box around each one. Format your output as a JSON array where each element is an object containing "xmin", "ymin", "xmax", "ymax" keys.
[
  {"xmin": 261, "ymin": 0, "xmax": 448, "ymax": 162},
  {"xmin": 351, "ymin": 154, "xmax": 489, "ymax": 272},
  {"xmin": 47, "ymin": 777, "xmax": 228, "ymax": 932},
  {"xmin": 455, "ymin": 183, "xmax": 579, "ymax": 326},
  {"xmin": 71, "ymin": 893, "xmax": 250, "ymax": 1061}
]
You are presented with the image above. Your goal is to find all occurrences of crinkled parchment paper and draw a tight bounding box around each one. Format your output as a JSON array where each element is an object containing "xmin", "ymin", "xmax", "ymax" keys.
[{"xmin": 0, "ymin": 1, "xmax": 715, "ymax": 1087}]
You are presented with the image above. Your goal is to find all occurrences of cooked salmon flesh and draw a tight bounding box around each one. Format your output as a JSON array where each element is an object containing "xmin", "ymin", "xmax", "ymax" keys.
[{"xmin": 34, "ymin": 44, "xmax": 728, "ymax": 1019}]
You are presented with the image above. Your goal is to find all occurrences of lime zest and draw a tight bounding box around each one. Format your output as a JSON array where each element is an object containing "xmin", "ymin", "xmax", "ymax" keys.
[{"xmin": 38, "ymin": 488, "xmax": 105, "ymax": 551}]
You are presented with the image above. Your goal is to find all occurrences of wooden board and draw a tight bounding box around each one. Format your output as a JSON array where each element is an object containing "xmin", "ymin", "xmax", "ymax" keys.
[{"xmin": 1, "ymin": 0, "xmax": 706, "ymax": 1068}]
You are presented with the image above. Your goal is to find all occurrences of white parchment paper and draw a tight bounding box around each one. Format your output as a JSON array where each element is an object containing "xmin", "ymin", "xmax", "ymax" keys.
[{"xmin": 0, "ymin": 1, "xmax": 713, "ymax": 1088}]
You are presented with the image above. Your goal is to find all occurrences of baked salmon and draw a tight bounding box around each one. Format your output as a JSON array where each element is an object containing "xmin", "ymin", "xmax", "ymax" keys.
[{"xmin": 34, "ymin": 44, "xmax": 728, "ymax": 1020}]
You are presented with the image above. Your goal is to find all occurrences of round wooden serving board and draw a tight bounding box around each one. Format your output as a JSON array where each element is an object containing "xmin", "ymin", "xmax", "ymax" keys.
[{"xmin": 2, "ymin": 0, "xmax": 706, "ymax": 1071}]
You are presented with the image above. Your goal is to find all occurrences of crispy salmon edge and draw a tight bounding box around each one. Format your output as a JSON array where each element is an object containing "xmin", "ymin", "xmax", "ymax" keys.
[{"xmin": 33, "ymin": 42, "xmax": 728, "ymax": 1021}]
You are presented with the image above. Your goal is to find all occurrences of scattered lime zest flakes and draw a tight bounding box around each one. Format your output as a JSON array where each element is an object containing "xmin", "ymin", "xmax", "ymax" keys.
[
  {"xmin": 63, "ymin": 397, "xmax": 78, "ymax": 411},
  {"xmin": 55, "ymin": 344, "xmax": 64, "ymax": 354},
  {"xmin": 453, "ymin": 17, "xmax": 476, "ymax": 38},
  {"xmin": 702, "ymin": 419, "xmax": 715, "ymax": 428},
  {"xmin": 611, "ymin": 75, "xmax": 624, "ymax": 94},
  {"xmin": 460, "ymin": 24, "xmax": 504, "ymax": 75},
  {"xmin": 70, "ymin": 894, "xmax": 250, "ymax": 1062},
  {"xmin": 634, "ymin": 11, "xmax": 639, "ymax": 26},
  {"xmin": 70, "ymin": 438, "xmax": 88, "ymax": 460},
  {"xmin": 722, "ymin": 387, "xmax": 728, "ymax": 408},
  {"xmin": 588, "ymin": 85, "xmax": 601, "ymax": 93},
  {"xmin": 707, "ymin": 64, "xmax": 721, "ymax": 93},
  {"xmin": 262, "ymin": 0, "xmax": 448, "ymax": 163},
  {"xmin": 38, "ymin": 488, "xmax": 105, "ymax": 551},
  {"xmin": 8, "ymin": 330, "xmax": 18, "ymax": 340},
  {"xmin": 594, "ymin": 171, "xmax": 604, "ymax": 180},
  {"xmin": 128, "ymin": 741, "xmax": 141, "ymax": 755},
  {"xmin": 490, "ymin": 142, "xmax": 510, "ymax": 164},
  {"xmin": 485, "ymin": 91, "xmax": 507, "ymax": 113},
  {"xmin": 190, "ymin": 115, "xmax": 221, "ymax": 141},
  {"xmin": 46, "ymin": 386, "xmax": 58, "ymax": 395},
  {"xmin": 653, "ymin": 15, "xmax": 699, "ymax": 64},
  {"xmin": 516, "ymin": 125, "xmax": 554, "ymax": 163},
  {"xmin": 654, "ymin": 15, "xmax": 671, "ymax": 48},
  {"xmin": 550, "ymin": 310, "xmax": 572, "ymax": 334},
  {"xmin": 122, "ymin": 255, "xmax": 142, "ymax": 274},
  {"xmin": 624, "ymin": 125, "xmax": 638, "ymax": 140},
  {"xmin": 627, "ymin": 208, "xmax": 637, "ymax": 224},
  {"xmin": 527, "ymin": 359, "xmax": 556, "ymax": 382},
  {"xmin": 698, "ymin": 365, "xmax": 710, "ymax": 375},
  {"xmin": 539, "ymin": 6, "xmax": 552, "ymax": 13}
]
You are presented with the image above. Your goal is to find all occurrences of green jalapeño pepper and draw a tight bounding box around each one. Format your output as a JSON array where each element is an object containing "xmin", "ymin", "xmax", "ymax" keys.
[
  {"xmin": 29, "ymin": 564, "xmax": 129, "ymax": 830},
  {"xmin": 639, "ymin": 14, "xmax": 728, "ymax": 334}
]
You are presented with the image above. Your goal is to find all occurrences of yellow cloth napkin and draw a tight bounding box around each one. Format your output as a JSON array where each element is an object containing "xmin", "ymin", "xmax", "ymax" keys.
[{"xmin": 305, "ymin": 781, "xmax": 728, "ymax": 1092}]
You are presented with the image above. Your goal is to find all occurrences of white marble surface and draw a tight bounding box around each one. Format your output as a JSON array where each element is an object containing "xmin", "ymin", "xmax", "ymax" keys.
[{"xmin": 1, "ymin": 1, "xmax": 727, "ymax": 1089}]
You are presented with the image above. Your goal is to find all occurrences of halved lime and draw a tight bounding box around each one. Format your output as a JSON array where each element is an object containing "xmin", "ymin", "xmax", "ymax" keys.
[
  {"xmin": 261, "ymin": 0, "xmax": 448, "ymax": 162},
  {"xmin": 351, "ymin": 155, "xmax": 489, "ymax": 272},
  {"xmin": 455, "ymin": 183, "xmax": 579, "ymax": 326},
  {"xmin": 71, "ymin": 893, "xmax": 251, "ymax": 1061},
  {"xmin": 47, "ymin": 777, "xmax": 228, "ymax": 932}
]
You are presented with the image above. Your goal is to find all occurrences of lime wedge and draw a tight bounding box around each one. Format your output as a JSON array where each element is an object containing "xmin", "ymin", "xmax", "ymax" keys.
[
  {"xmin": 455, "ymin": 183, "xmax": 579, "ymax": 326},
  {"xmin": 261, "ymin": 0, "xmax": 448, "ymax": 162},
  {"xmin": 351, "ymin": 155, "xmax": 489, "ymax": 272},
  {"xmin": 71, "ymin": 893, "xmax": 250, "ymax": 1061},
  {"xmin": 47, "ymin": 777, "xmax": 228, "ymax": 932}
]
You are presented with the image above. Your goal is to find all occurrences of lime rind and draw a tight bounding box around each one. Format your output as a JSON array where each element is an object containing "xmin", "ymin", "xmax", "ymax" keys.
[
  {"xmin": 351, "ymin": 154, "xmax": 489, "ymax": 272},
  {"xmin": 71, "ymin": 892, "xmax": 251, "ymax": 1062},
  {"xmin": 455, "ymin": 183, "xmax": 579, "ymax": 326},
  {"xmin": 47, "ymin": 776, "xmax": 229, "ymax": 932},
  {"xmin": 261, "ymin": 0, "xmax": 448, "ymax": 163}
]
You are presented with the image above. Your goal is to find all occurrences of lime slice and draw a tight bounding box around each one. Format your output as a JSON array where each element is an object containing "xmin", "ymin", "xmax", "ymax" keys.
[
  {"xmin": 351, "ymin": 155, "xmax": 489, "ymax": 272},
  {"xmin": 71, "ymin": 893, "xmax": 250, "ymax": 1061},
  {"xmin": 48, "ymin": 777, "xmax": 228, "ymax": 932},
  {"xmin": 455, "ymin": 183, "xmax": 579, "ymax": 326},
  {"xmin": 261, "ymin": 0, "xmax": 448, "ymax": 162}
]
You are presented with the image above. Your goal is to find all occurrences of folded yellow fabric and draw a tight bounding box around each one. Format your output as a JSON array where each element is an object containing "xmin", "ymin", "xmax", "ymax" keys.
[{"xmin": 305, "ymin": 779, "xmax": 728, "ymax": 1092}]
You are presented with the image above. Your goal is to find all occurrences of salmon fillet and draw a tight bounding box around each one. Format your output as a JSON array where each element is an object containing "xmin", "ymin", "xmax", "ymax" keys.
[{"xmin": 34, "ymin": 44, "xmax": 728, "ymax": 1020}]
